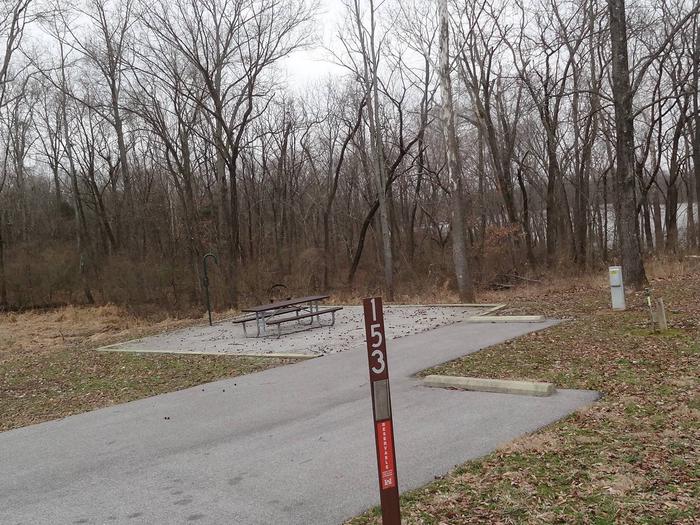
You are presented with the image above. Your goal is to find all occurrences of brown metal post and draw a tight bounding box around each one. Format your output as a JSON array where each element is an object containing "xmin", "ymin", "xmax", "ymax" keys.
[{"xmin": 363, "ymin": 297, "xmax": 401, "ymax": 524}]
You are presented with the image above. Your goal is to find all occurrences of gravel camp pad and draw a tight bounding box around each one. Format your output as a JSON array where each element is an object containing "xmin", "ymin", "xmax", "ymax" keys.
[{"xmin": 98, "ymin": 305, "xmax": 490, "ymax": 356}]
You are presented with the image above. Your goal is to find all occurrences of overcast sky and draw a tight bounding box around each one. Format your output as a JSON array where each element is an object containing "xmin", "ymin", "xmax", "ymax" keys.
[{"xmin": 280, "ymin": 0, "xmax": 346, "ymax": 90}]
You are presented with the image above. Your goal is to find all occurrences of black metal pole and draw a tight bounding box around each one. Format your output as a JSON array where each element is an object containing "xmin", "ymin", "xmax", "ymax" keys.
[{"xmin": 203, "ymin": 253, "xmax": 218, "ymax": 326}]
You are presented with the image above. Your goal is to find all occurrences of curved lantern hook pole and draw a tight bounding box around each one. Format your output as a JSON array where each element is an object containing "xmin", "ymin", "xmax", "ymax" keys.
[{"xmin": 202, "ymin": 253, "xmax": 219, "ymax": 326}]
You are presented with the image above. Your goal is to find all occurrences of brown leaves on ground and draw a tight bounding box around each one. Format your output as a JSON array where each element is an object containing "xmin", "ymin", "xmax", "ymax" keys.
[{"xmin": 350, "ymin": 260, "xmax": 699, "ymax": 524}]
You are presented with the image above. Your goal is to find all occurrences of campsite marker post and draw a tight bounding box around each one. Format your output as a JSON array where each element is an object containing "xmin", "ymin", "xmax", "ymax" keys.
[{"xmin": 362, "ymin": 297, "xmax": 401, "ymax": 524}]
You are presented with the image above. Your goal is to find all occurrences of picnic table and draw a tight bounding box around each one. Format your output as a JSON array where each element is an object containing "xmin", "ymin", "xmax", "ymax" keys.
[{"xmin": 233, "ymin": 295, "xmax": 342, "ymax": 337}]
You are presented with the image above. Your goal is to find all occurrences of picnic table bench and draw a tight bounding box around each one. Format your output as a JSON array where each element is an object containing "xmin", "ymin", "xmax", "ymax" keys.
[{"xmin": 232, "ymin": 295, "xmax": 342, "ymax": 337}]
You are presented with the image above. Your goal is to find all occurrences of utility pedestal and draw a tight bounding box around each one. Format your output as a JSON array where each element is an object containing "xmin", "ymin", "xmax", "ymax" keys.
[{"xmin": 609, "ymin": 266, "xmax": 626, "ymax": 310}]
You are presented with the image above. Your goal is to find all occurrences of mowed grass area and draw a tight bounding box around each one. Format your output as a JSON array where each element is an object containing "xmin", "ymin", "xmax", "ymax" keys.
[
  {"xmin": 349, "ymin": 261, "xmax": 699, "ymax": 524},
  {"xmin": 0, "ymin": 305, "xmax": 293, "ymax": 431}
]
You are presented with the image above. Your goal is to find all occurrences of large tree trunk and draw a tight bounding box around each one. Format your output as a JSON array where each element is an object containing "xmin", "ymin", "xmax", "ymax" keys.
[
  {"xmin": 438, "ymin": 0, "xmax": 475, "ymax": 302},
  {"xmin": 216, "ymin": 127, "xmax": 236, "ymax": 307},
  {"xmin": 516, "ymin": 158, "xmax": 536, "ymax": 266},
  {"xmin": 694, "ymin": 14, "xmax": 700, "ymax": 248},
  {"xmin": 0, "ymin": 212, "xmax": 7, "ymax": 307},
  {"xmin": 687, "ymin": 174, "xmax": 696, "ymax": 249},
  {"xmin": 544, "ymin": 139, "xmax": 559, "ymax": 266},
  {"xmin": 212, "ymin": 58, "xmax": 237, "ymax": 308},
  {"xmin": 357, "ymin": 0, "xmax": 393, "ymax": 299},
  {"xmin": 608, "ymin": 0, "xmax": 647, "ymax": 288}
]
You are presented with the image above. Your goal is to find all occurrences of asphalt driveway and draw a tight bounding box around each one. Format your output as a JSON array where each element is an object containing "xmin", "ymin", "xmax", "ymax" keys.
[{"xmin": 0, "ymin": 320, "xmax": 598, "ymax": 524}]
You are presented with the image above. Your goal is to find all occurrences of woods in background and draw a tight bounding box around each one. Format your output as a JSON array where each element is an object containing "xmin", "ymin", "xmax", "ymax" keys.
[{"xmin": 0, "ymin": 0, "xmax": 698, "ymax": 310}]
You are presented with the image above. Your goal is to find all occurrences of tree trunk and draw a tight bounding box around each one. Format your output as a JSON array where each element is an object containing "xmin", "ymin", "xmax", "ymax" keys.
[
  {"xmin": 516, "ymin": 159, "xmax": 536, "ymax": 266},
  {"xmin": 642, "ymin": 198, "xmax": 654, "ymax": 252},
  {"xmin": 438, "ymin": 0, "xmax": 475, "ymax": 302},
  {"xmin": 477, "ymin": 127, "xmax": 487, "ymax": 257},
  {"xmin": 694, "ymin": 14, "xmax": 700, "ymax": 248},
  {"xmin": 325, "ymin": 100, "xmax": 364, "ymax": 289},
  {"xmin": 372, "ymin": 91, "xmax": 393, "ymax": 300},
  {"xmin": 608, "ymin": 0, "xmax": 647, "ymax": 287},
  {"xmin": 0, "ymin": 213, "xmax": 7, "ymax": 307},
  {"xmin": 348, "ymin": 200, "xmax": 380, "ymax": 286},
  {"xmin": 687, "ymin": 174, "xmax": 696, "ymax": 249},
  {"xmin": 409, "ymin": 57, "xmax": 430, "ymax": 263},
  {"xmin": 215, "ymin": 120, "xmax": 237, "ymax": 307},
  {"xmin": 358, "ymin": 0, "xmax": 393, "ymax": 299},
  {"xmin": 112, "ymin": 98, "xmax": 133, "ymax": 246},
  {"xmin": 545, "ymin": 142, "xmax": 559, "ymax": 266},
  {"xmin": 652, "ymin": 191, "xmax": 663, "ymax": 251},
  {"xmin": 51, "ymin": 160, "xmax": 62, "ymax": 222}
]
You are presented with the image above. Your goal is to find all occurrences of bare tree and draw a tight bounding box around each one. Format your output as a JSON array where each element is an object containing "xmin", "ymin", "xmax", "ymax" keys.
[
  {"xmin": 50, "ymin": 0, "xmax": 137, "ymax": 247},
  {"xmin": 438, "ymin": 0, "xmax": 474, "ymax": 301},
  {"xmin": 39, "ymin": 14, "xmax": 97, "ymax": 303},
  {"xmin": 693, "ymin": 12, "xmax": 700, "ymax": 247},
  {"xmin": 607, "ymin": 0, "xmax": 647, "ymax": 287},
  {"xmin": 0, "ymin": 0, "xmax": 31, "ymax": 108},
  {"xmin": 342, "ymin": 0, "xmax": 395, "ymax": 299},
  {"xmin": 1, "ymin": 0, "xmax": 699, "ymax": 309},
  {"xmin": 0, "ymin": 0, "xmax": 32, "ymax": 305},
  {"xmin": 141, "ymin": 0, "xmax": 315, "ymax": 306}
]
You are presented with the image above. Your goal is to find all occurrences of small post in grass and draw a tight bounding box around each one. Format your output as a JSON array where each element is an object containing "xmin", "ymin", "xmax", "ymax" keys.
[
  {"xmin": 645, "ymin": 288, "xmax": 655, "ymax": 332},
  {"xmin": 655, "ymin": 298, "xmax": 668, "ymax": 332},
  {"xmin": 362, "ymin": 297, "xmax": 401, "ymax": 525}
]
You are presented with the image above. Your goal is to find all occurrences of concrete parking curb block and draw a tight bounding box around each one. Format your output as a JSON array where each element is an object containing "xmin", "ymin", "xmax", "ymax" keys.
[
  {"xmin": 465, "ymin": 315, "xmax": 545, "ymax": 323},
  {"xmin": 423, "ymin": 375, "xmax": 555, "ymax": 397},
  {"xmin": 97, "ymin": 347, "xmax": 316, "ymax": 360},
  {"xmin": 477, "ymin": 304, "xmax": 507, "ymax": 316},
  {"xmin": 235, "ymin": 352, "xmax": 317, "ymax": 360}
]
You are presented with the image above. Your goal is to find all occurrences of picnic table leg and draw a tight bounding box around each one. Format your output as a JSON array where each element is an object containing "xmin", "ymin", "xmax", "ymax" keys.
[
  {"xmin": 256, "ymin": 312, "xmax": 267, "ymax": 337},
  {"xmin": 300, "ymin": 302, "xmax": 314, "ymax": 326}
]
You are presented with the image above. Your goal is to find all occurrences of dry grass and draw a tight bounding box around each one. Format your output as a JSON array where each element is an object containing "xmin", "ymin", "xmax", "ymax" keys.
[
  {"xmin": 0, "ymin": 305, "xmax": 292, "ymax": 432},
  {"xmin": 0, "ymin": 304, "xmax": 247, "ymax": 356},
  {"xmin": 1, "ymin": 305, "xmax": 190, "ymax": 356},
  {"xmin": 348, "ymin": 260, "xmax": 700, "ymax": 524}
]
